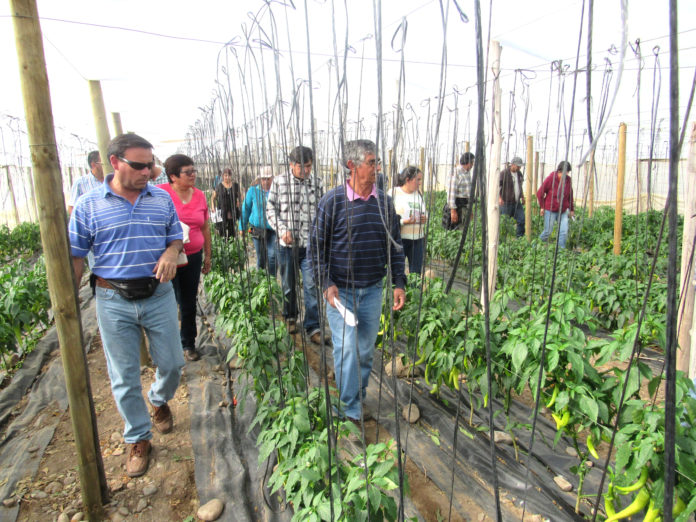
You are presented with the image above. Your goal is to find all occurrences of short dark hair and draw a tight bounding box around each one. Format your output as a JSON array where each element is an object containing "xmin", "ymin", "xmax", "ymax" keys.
[
  {"xmin": 222, "ymin": 167, "xmax": 233, "ymax": 176},
  {"xmin": 289, "ymin": 146, "xmax": 313, "ymax": 164},
  {"xmin": 557, "ymin": 161, "xmax": 572, "ymax": 173},
  {"xmin": 397, "ymin": 166, "xmax": 421, "ymax": 187},
  {"xmin": 164, "ymin": 154, "xmax": 194, "ymax": 182},
  {"xmin": 460, "ymin": 152, "xmax": 475, "ymax": 166},
  {"xmin": 87, "ymin": 150, "xmax": 100, "ymax": 168},
  {"xmin": 107, "ymin": 133, "xmax": 153, "ymax": 159}
]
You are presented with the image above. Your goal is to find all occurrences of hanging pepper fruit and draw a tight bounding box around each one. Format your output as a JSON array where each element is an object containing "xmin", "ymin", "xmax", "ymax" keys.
[
  {"xmin": 605, "ymin": 487, "xmax": 649, "ymax": 521},
  {"xmin": 587, "ymin": 433, "xmax": 599, "ymax": 460},
  {"xmin": 552, "ymin": 409, "xmax": 570, "ymax": 430},
  {"xmin": 615, "ymin": 468, "xmax": 648, "ymax": 494},
  {"xmin": 546, "ymin": 384, "xmax": 559, "ymax": 408},
  {"xmin": 605, "ymin": 485, "xmax": 617, "ymax": 519},
  {"xmin": 643, "ymin": 500, "xmax": 659, "ymax": 522}
]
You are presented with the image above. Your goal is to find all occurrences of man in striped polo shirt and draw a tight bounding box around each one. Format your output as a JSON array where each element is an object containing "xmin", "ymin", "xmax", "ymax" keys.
[
  {"xmin": 311, "ymin": 139, "xmax": 406, "ymax": 432},
  {"xmin": 69, "ymin": 133, "xmax": 185, "ymax": 478},
  {"xmin": 68, "ymin": 150, "xmax": 104, "ymax": 214}
]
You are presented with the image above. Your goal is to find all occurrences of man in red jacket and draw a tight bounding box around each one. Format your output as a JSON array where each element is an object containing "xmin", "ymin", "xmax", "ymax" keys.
[{"xmin": 537, "ymin": 160, "xmax": 575, "ymax": 248}]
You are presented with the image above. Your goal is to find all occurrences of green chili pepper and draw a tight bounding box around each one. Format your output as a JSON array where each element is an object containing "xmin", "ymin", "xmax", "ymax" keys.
[
  {"xmin": 546, "ymin": 385, "xmax": 559, "ymax": 408},
  {"xmin": 587, "ymin": 433, "xmax": 599, "ymax": 460},
  {"xmin": 615, "ymin": 468, "xmax": 648, "ymax": 494},
  {"xmin": 605, "ymin": 487, "xmax": 649, "ymax": 521}
]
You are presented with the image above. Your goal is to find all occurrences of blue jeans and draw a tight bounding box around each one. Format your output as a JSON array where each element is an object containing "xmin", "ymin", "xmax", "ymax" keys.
[
  {"xmin": 96, "ymin": 281, "xmax": 185, "ymax": 443},
  {"xmin": 325, "ymin": 282, "xmax": 383, "ymax": 420},
  {"xmin": 278, "ymin": 246, "xmax": 319, "ymax": 334},
  {"xmin": 402, "ymin": 238, "xmax": 425, "ymax": 274},
  {"xmin": 500, "ymin": 202, "xmax": 525, "ymax": 237},
  {"xmin": 172, "ymin": 249, "xmax": 203, "ymax": 350},
  {"xmin": 539, "ymin": 210, "xmax": 570, "ymax": 248},
  {"xmin": 252, "ymin": 229, "xmax": 277, "ymax": 276}
]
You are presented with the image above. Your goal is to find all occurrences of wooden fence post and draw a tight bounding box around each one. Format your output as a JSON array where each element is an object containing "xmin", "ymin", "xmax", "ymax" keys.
[
  {"xmin": 111, "ymin": 112, "xmax": 123, "ymax": 136},
  {"xmin": 613, "ymin": 123, "xmax": 627, "ymax": 255},
  {"xmin": 10, "ymin": 0, "xmax": 108, "ymax": 516},
  {"xmin": 88, "ymin": 80, "xmax": 112, "ymax": 175},
  {"xmin": 4, "ymin": 166, "xmax": 21, "ymax": 226}
]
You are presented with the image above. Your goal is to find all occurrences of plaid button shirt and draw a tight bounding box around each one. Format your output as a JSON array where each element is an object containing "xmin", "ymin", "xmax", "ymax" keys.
[
  {"xmin": 266, "ymin": 171, "xmax": 324, "ymax": 248},
  {"xmin": 446, "ymin": 165, "xmax": 472, "ymax": 208}
]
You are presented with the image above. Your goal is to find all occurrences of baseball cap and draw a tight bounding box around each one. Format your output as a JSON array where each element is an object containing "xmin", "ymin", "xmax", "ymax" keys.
[{"xmin": 510, "ymin": 157, "xmax": 524, "ymax": 166}]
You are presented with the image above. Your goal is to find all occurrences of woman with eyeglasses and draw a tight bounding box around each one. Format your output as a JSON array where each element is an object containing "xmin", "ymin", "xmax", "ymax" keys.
[
  {"xmin": 392, "ymin": 166, "xmax": 427, "ymax": 274},
  {"xmin": 159, "ymin": 154, "xmax": 212, "ymax": 361}
]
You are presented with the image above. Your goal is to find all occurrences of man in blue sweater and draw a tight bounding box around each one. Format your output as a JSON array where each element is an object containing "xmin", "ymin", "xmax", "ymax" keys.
[{"xmin": 311, "ymin": 139, "xmax": 406, "ymax": 430}]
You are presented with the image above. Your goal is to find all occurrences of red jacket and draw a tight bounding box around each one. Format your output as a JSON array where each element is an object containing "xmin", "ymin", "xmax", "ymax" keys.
[{"xmin": 537, "ymin": 171, "xmax": 574, "ymax": 213}]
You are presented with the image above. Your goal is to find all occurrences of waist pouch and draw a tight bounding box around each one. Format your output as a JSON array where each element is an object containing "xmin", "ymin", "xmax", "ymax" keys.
[{"xmin": 107, "ymin": 277, "xmax": 159, "ymax": 300}]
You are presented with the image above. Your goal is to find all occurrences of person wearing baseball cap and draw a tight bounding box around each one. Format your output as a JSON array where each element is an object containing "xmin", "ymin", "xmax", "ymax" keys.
[{"xmin": 499, "ymin": 156, "xmax": 526, "ymax": 237}]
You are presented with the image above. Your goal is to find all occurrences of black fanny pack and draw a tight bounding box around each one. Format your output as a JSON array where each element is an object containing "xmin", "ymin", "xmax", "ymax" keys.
[{"xmin": 107, "ymin": 277, "xmax": 159, "ymax": 300}]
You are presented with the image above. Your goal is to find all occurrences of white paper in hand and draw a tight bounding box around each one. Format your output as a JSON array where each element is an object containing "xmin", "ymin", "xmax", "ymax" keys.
[{"xmin": 334, "ymin": 298, "xmax": 357, "ymax": 327}]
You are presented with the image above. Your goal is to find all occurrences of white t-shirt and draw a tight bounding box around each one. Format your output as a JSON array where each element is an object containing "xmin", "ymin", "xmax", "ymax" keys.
[{"xmin": 391, "ymin": 186, "xmax": 427, "ymax": 240}]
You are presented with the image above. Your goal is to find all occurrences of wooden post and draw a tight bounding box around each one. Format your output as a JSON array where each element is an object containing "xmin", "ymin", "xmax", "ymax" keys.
[
  {"xmin": 419, "ymin": 147, "xmax": 425, "ymax": 172},
  {"xmin": 678, "ymin": 122, "xmax": 696, "ymax": 378},
  {"xmin": 89, "ymin": 80, "xmax": 112, "ymax": 175},
  {"xmin": 4, "ymin": 166, "xmax": 21, "ymax": 226},
  {"xmin": 533, "ymin": 152, "xmax": 540, "ymax": 205},
  {"xmin": 111, "ymin": 112, "xmax": 123, "ymax": 136},
  {"xmin": 10, "ymin": 0, "xmax": 108, "ymax": 517},
  {"xmin": 485, "ymin": 40, "xmax": 502, "ymax": 301},
  {"xmin": 589, "ymin": 149, "xmax": 595, "ymax": 217},
  {"xmin": 613, "ymin": 123, "xmax": 627, "ymax": 255},
  {"xmin": 525, "ymin": 135, "xmax": 533, "ymax": 240},
  {"xmin": 464, "ymin": 141, "xmax": 470, "ymax": 153},
  {"xmin": 25, "ymin": 166, "xmax": 38, "ymax": 222},
  {"xmin": 388, "ymin": 149, "xmax": 393, "ymax": 187},
  {"xmin": 330, "ymin": 159, "xmax": 335, "ymax": 188}
]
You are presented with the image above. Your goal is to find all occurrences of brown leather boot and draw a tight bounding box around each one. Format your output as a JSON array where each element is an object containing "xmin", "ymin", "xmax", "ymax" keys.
[
  {"xmin": 126, "ymin": 440, "xmax": 151, "ymax": 477},
  {"xmin": 152, "ymin": 403, "xmax": 173, "ymax": 434}
]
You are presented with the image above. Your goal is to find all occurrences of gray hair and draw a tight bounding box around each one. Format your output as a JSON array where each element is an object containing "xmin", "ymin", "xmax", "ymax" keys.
[{"xmin": 344, "ymin": 139, "xmax": 376, "ymax": 167}]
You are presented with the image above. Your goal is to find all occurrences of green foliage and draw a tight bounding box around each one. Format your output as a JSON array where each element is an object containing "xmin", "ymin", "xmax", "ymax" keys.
[{"xmin": 0, "ymin": 222, "xmax": 42, "ymax": 263}]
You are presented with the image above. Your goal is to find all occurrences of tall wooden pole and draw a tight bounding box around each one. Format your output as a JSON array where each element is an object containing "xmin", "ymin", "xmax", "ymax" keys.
[
  {"xmin": 525, "ymin": 135, "xmax": 533, "ymax": 241},
  {"xmin": 10, "ymin": 0, "xmax": 107, "ymax": 517},
  {"xmin": 89, "ymin": 80, "xmax": 112, "ymax": 175},
  {"xmin": 485, "ymin": 40, "xmax": 502, "ymax": 301},
  {"xmin": 589, "ymin": 149, "xmax": 595, "ymax": 217},
  {"xmin": 419, "ymin": 147, "xmax": 425, "ymax": 172},
  {"xmin": 111, "ymin": 112, "xmax": 123, "ymax": 136},
  {"xmin": 4, "ymin": 166, "xmax": 21, "ymax": 225},
  {"xmin": 678, "ymin": 122, "xmax": 696, "ymax": 378},
  {"xmin": 613, "ymin": 123, "xmax": 627, "ymax": 255},
  {"xmin": 464, "ymin": 141, "xmax": 470, "ymax": 153}
]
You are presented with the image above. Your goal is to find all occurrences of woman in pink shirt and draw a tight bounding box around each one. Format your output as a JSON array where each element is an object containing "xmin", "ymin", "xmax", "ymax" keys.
[
  {"xmin": 537, "ymin": 160, "xmax": 575, "ymax": 249},
  {"xmin": 159, "ymin": 154, "xmax": 211, "ymax": 361}
]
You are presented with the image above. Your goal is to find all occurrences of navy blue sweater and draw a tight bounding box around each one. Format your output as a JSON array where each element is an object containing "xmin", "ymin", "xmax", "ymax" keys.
[{"xmin": 310, "ymin": 184, "xmax": 406, "ymax": 290}]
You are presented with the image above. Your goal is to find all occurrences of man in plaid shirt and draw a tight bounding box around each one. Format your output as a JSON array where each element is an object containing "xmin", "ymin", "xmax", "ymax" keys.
[
  {"xmin": 446, "ymin": 152, "xmax": 475, "ymax": 225},
  {"xmin": 266, "ymin": 146, "xmax": 328, "ymax": 344}
]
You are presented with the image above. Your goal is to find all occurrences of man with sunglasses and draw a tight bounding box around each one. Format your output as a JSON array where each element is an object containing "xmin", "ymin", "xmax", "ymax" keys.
[
  {"xmin": 266, "ymin": 145, "xmax": 328, "ymax": 345},
  {"xmin": 69, "ymin": 133, "xmax": 185, "ymax": 478}
]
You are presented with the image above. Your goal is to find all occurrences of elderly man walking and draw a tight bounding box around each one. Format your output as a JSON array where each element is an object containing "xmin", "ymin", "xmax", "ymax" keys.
[
  {"xmin": 69, "ymin": 133, "xmax": 185, "ymax": 477},
  {"xmin": 499, "ymin": 156, "xmax": 526, "ymax": 237},
  {"xmin": 311, "ymin": 139, "xmax": 406, "ymax": 430}
]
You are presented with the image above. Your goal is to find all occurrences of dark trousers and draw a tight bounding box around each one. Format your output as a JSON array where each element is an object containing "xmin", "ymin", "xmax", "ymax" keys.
[
  {"xmin": 172, "ymin": 249, "xmax": 203, "ymax": 350},
  {"xmin": 500, "ymin": 202, "xmax": 525, "ymax": 237},
  {"xmin": 402, "ymin": 238, "xmax": 425, "ymax": 274},
  {"xmin": 216, "ymin": 218, "xmax": 236, "ymax": 239}
]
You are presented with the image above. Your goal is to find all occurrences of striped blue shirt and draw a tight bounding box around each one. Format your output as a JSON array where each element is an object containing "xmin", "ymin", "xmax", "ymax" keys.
[
  {"xmin": 69, "ymin": 174, "xmax": 183, "ymax": 279},
  {"xmin": 69, "ymin": 173, "xmax": 103, "ymax": 207},
  {"xmin": 310, "ymin": 184, "xmax": 406, "ymax": 290}
]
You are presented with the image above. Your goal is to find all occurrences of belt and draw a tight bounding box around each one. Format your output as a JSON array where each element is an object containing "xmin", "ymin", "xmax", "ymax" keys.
[{"xmin": 95, "ymin": 277, "xmax": 113, "ymax": 289}]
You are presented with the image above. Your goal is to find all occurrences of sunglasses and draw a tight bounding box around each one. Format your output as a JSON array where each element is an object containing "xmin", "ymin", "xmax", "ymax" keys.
[{"xmin": 119, "ymin": 157, "xmax": 155, "ymax": 171}]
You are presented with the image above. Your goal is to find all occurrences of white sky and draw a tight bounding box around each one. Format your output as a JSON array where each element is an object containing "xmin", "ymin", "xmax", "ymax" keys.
[{"xmin": 0, "ymin": 0, "xmax": 694, "ymax": 165}]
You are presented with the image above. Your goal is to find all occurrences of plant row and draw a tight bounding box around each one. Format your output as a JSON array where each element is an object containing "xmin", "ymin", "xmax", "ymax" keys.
[
  {"xmin": 0, "ymin": 222, "xmax": 42, "ymax": 264},
  {"xmin": 388, "ymin": 273, "xmax": 696, "ymax": 520},
  {"xmin": 204, "ymin": 261, "xmax": 407, "ymax": 522}
]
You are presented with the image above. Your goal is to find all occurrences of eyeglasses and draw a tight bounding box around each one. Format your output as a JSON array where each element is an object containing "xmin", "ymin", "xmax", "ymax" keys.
[
  {"xmin": 365, "ymin": 158, "xmax": 382, "ymax": 167},
  {"xmin": 180, "ymin": 169, "xmax": 198, "ymax": 176},
  {"xmin": 119, "ymin": 157, "xmax": 155, "ymax": 171}
]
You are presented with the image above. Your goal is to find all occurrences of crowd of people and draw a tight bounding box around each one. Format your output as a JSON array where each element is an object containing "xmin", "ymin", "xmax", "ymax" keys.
[{"xmin": 67, "ymin": 132, "xmax": 575, "ymax": 475}]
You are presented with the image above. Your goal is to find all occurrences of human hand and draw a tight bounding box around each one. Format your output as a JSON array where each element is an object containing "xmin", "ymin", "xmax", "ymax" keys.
[
  {"xmin": 393, "ymin": 288, "xmax": 405, "ymax": 311},
  {"xmin": 450, "ymin": 208, "xmax": 458, "ymax": 223},
  {"xmin": 153, "ymin": 246, "xmax": 179, "ymax": 282},
  {"xmin": 540, "ymin": 209, "xmax": 545, "ymax": 216},
  {"xmin": 324, "ymin": 285, "xmax": 339, "ymax": 308},
  {"xmin": 282, "ymin": 231, "xmax": 293, "ymax": 244},
  {"xmin": 202, "ymin": 257, "xmax": 212, "ymax": 275}
]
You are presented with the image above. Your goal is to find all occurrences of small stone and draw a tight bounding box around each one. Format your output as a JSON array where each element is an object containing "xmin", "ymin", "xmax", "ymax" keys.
[
  {"xmin": 494, "ymin": 431, "xmax": 514, "ymax": 445},
  {"xmin": 28, "ymin": 445, "xmax": 40, "ymax": 453},
  {"xmin": 110, "ymin": 513, "xmax": 126, "ymax": 522},
  {"xmin": 197, "ymin": 498, "xmax": 224, "ymax": 521},
  {"xmin": 118, "ymin": 506, "xmax": 129, "ymax": 516},
  {"xmin": 2, "ymin": 498, "xmax": 17, "ymax": 508},
  {"xmin": 112, "ymin": 447, "xmax": 124, "ymax": 456},
  {"xmin": 63, "ymin": 475, "xmax": 76, "ymax": 486},
  {"xmin": 108, "ymin": 480, "xmax": 124, "ymax": 493},
  {"xmin": 31, "ymin": 490, "xmax": 48, "ymax": 499},
  {"xmin": 218, "ymin": 401, "xmax": 228, "ymax": 408},
  {"xmin": 71, "ymin": 513, "xmax": 84, "ymax": 522},
  {"xmin": 402, "ymin": 404, "xmax": 420, "ymax": 423},
  {"xmin": 477, "ymin": 513, "xmax": 485, "ymax": 521},
  {"xmin": 553, "ymin": 475, "xmax": 573, "ymax": 492},
  {"xmin": 126, "ymin": 481, "xmax": 136, "ymax": 490},
  {"xmin": 110, "ymin": 432, "xmax": 122, "ymax": 443},
  {"xmin": 159, "ymin": 449, "xmax": 168, "ymax": 457},
  {"xmin": 45, "ymin": 481, "xmax": 63, "ymax": 494},
  {"xmin": 135, "ymin": 498, "xmax": 148, "ymax": 512},
  {"xmin": 565, "ymin": 446, "xmax": 578, "ymax": 457},
  {"xmin": 586, "ymin": 460, "xmax": 594, "ymax": 468},
  {"xmin": 142, "ymin": 484, "xmax": 158, "ymax": 496},
  {"xmin": 58, "ymin": 513, "xmax": 70, "ymax": 522},
  {"xmin": 530, "ymin": 515, "xmax": 543, "ymax": 522}
]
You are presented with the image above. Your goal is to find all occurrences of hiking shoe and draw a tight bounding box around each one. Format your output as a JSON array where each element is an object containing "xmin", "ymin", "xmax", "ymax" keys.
[
  {"xmin": 152, "ymin": 403, "xmax": 173, "ymax": 434},
  {"xmin": 309, "ymin": 329, "xmax": 331, "ymax": 345},
  {"xmin": 184, "ymin": 348, "xmax": 200, "ymax": 361},
  {"xmin": 286, "ymin": 319, "xmax": 297, "ymax": 334},
  {"xmin": 126, "ymin": 440, "xmax": 151, "ymax": 477}
]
